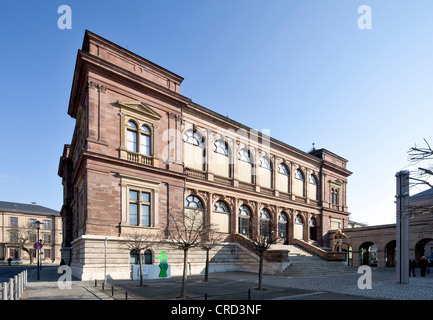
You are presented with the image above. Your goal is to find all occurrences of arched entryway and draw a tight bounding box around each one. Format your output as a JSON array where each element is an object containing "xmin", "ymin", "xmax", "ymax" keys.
[
  {"xmin": 360, "ymin": 242, "xmax": 377, "ymax": 266},
  {"xmin": 415, "ymin": 238, "xmax": 433, "ymax": 262},
  {"xmin": 385, "ymin": 240, "xmax": 396, "ymax": 267}
]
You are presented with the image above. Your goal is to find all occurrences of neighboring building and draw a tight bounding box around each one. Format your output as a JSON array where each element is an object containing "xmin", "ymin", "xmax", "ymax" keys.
[
  {"xmin": 332, "ymin": 188, "xmax": 433, "ymax": 268},
  {"xmin": 0, "ymin": 201, "xmax": 62, "ymax": 263},
  {"xmin": 58, "ymin": 30, "xmax": 352, "ymax": 280}
]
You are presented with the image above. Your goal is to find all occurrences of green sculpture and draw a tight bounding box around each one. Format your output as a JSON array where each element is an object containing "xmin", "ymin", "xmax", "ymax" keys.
[{"xmin": 156, "ymin": 251, "xmax": 169, "ymax": 277}]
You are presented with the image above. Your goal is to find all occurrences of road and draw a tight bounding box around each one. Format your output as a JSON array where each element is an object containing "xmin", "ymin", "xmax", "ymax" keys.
[{"xmin": 0, "ymin": 265, "xmax": 37, "ymax": 283}]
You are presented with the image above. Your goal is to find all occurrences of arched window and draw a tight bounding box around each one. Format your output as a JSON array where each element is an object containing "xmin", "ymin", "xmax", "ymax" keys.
[
  {"xmin": 295, "ymin": 169, "xmax": 304, "ymax": 180},
  {"xmin": 184, "ymin": 130, "xmax": 203, "ymax": 146},
  {"xmin": 140, "ymin": 125, "xmax": 151, "ymax": 156},
  {"xmin": 213, "ymin": 140, "xmax": 230, "ymax": 177},
  {"xmin": 278, "ymin": 212, "xmax": 288, "ymax": 242},
  {"xmin": 238, "ymin": 205, "xmax": 252, "ymax": 237},
  {"xmin": 260, "ymin": 208, "xmax": 271, "ymax": 236},
  {"xmin": 184, "ymin": 195, "xmax": 204, "ymax": 229},
  {"xmin": 238, "ymin": 149, "xmax": 251, "ymax": 163},
  {"xmin": 213, "ymin": 140, "xmax": 229, "ymax": 156},
  {"xmin": 238, "ymin": 149, "xmax": 253, "ymax": 184},
  {"xmin": 183, "ymin": 129, "xmax": 205, "ymax": 171},
  {"xmin": 127, "ymin": 121, "xmax": 138, "ymax": 152},
  {"xmin": 213, "ymin": 201, "xmax": 230, "ymax": 233},
  {"xmin": 278, "ymin": 163, "xmax": 289, "ymax": 175},
  {"xmin": 277, "ymin": 163, "xmax": 290, "ymax": 193},
  {"xmin": 144, "ymin": 250, "xmax": 152, "ymax": 264},
  {"xmin": 309, "ymin": 218, "xmax": 317, "ymax": 241},
  {"xmin": 258, "ymin": 156, "xmax": 272, "ymax": 189},
  {"xmin": 259, "ymin": 157, "xmax": 271, "ymax": 169},
  {"xmin": 130, "ymin": 250, "xmax": 152, "ymax": 265},
  {"xmin": 294, "ymin": 169, "xmax": 305, "ymax": 197},
  {"xmin": 126, "ymin": 121, "xmax": 153, "ymax": 156},
  {"xmin": 184, "ymin": 195, "xmax": 203, "ymax": 209},
  {"xmin": 294, "ymin": 214, "xmax": 304, "ymax": 240},
  {"xmin": 308, "ymin": 174, "xmax": 318, "ymax": 201}
]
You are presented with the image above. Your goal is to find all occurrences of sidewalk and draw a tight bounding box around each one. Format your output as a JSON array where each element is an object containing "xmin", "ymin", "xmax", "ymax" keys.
[{"xmin": 22, "ymin": 265, "xmax": 111, "ymax": 300}]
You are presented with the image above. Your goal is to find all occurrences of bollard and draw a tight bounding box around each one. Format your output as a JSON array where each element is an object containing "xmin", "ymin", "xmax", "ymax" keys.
[
  {"xmin": 14, "ymin": 275, "xmax": 18, "ymax": 300},
  {"xmin": 9, "ymin": 278, "xmax": 14, "ymax": 300},
  {"xmin": 112, "ymin": 286, "xmax": 114, "ymax": 297},
  {"xmin": 2, "ymin": 282, "xmax": 7, "ymax": 300},
  {"xmin": 125, "ymin": 291, "xmax": 128, "ymax": 300},
  {"xmin": 17, "ymin": 274, "xmax": 21, "ymax": 299}
]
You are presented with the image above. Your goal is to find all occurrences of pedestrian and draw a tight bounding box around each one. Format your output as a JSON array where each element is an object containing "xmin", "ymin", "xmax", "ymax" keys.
[
  {"xmin": 419, "ymin": 256, "xmax": 428, "ymax": 277},
  {"xmin": 7, "ymin": 257, "xmax": 12, "ymax": 266},
  {"xmin": 409, "ymin": 257, "xmax": 417, "ymax": 277}
]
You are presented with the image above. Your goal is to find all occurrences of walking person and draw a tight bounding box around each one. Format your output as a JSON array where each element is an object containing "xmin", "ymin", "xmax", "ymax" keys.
[
  {"xmin": 419, "ymin": 256, "xmax": 428, "ymax": 277},
  {"xmin": 409, "ymin": 257, "xmax": 417, "ymax": 277}
]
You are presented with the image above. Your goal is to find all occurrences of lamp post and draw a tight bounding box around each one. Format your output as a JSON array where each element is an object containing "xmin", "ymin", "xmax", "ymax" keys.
[
  {"xmin": 396, "ymin": 170, "xmax": 410, "ymax": 284},
  {"xmin": 35, "ymin": 221, "xmax": 41, "ymax": 280}
]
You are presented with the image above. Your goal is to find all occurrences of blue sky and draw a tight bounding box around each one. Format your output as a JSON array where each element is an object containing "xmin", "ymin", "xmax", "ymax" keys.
[{"xmin": 0, "ymin": 1, "xmax": 432, "ymax": 225}]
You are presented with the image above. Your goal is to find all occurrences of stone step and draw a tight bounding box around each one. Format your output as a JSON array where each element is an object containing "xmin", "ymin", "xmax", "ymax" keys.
[{"xmin": 273, "ymin": 244, "xmax": 355, "ymax": 277}]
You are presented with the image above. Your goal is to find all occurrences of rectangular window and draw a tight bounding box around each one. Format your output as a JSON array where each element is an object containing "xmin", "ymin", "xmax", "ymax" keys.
[
  {"xmin": 44, "ymin": 220, "xmax": 51, "ymax": 230},
  {"xmin": 129, "ymin": 190, "xmax": 151, "ymax": 226},
  {"xmin": 44, "ymin": 249, "xmax": 51, "ymax": 260},
  {"xmin": 43, "ymin": 234, "xmax": 51, "ymax": 244},
  {"xmin": 127, "ymin": 130, "xmax": 137, "ymax": 152},
  {"xmin": 29, "ymin": 219, "xmax": 37, "ymax": 228},
  {"xmin": 10, "ymin": 232, "xmax": 19, "ymax": 243},
  {"xmin": 129, "ymin": 190, "xmax": 139, "ymax": 226},
  {"xmin": 10, "ymin": 217, "xmax": 18, "ymax": 227},
  {"xmin": 30, "ymin": 233, "xmax": 37, "ymax": 243},
  {"xmin": 140, "ymin": 134, "xmax": 151, "ymax": 156}
]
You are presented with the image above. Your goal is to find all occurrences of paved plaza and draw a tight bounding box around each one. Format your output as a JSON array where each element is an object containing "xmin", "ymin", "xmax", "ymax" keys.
[{"xmin": 20, "ymin": 265, "xmax": 433, "ymax": 300}]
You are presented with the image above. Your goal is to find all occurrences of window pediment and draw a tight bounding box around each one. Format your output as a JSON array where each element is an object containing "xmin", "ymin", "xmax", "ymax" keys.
[{"xmin": 118, "ymin": 100, "xmax": 162, "ymax": 122}]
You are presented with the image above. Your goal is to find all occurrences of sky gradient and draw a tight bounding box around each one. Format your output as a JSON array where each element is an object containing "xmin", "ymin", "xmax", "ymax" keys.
[{"xmin": 0, "ymin": 1, "xmax": 432, "ymax": 226}]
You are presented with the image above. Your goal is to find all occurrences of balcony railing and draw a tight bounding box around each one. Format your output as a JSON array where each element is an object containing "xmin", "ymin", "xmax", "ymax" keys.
[{"xmin": 127, "ymin": 151, "xmax": 153, "ymax": 165}]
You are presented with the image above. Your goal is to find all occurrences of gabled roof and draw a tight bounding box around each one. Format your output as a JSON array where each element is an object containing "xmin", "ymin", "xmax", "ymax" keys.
[{"xmin": 0, "ymin": 201, "xmax": 59, "ymax": 216}]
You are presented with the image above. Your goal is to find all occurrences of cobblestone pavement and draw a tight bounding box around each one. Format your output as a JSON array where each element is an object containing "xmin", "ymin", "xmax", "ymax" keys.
[
  {"xmin": 224, "ymin": 268, "xmax": 433, "ymax": 300},
  {"xmin": 92, "ymin": 267, "xmax": 433, "ymax": 300}
]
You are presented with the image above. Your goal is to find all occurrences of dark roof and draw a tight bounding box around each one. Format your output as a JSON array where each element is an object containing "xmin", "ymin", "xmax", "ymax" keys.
[
  {"xmin": 410, "ymin": 188, "xmax": 433, "ymax": 199},
  {"xmin": 0, "ymin": 201, "xmax": 59, "ymax": 216}
]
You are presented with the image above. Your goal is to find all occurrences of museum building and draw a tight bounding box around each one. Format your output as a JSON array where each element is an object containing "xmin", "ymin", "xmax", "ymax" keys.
[{"xmin": 58, "ymin": 31, "xmax": 352, "ymax": 280}]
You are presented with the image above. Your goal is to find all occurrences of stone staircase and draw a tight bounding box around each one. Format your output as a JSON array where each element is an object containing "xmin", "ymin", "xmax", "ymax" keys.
[{"xmin": 272, "ymin": 244, "xmax": 355, "ymax": 277}]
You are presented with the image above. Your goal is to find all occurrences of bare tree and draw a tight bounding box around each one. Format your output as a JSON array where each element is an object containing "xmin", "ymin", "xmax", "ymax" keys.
[
  {"xmin": 199, "ymin": 227, "xmax": 223, "ymax": 282},
  {"xmin": 8, "ymin": 228, "xmax": 36, "ymax": 264},
  {"xmin": 246, "ymin": 217, "xmax": 280, "ymax": 290},
  {"xmin": 164, "ymin": 208, "xmax": 213, "ymax": 298},
  {"xmin": 408, "ymin": 138, "xmax": 433, "ymax": 189},
  {"xmin": 406, "ymin": 138, "xmax": 433, "ymax": 215},
  {"xmin": 123, "ymin": 231, "xmax": 152, "ymax": 286}
]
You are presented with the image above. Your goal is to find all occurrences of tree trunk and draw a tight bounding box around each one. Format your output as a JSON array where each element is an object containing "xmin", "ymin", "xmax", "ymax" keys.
[
  {"xmin": 138, "ymin": 251, "xmax": 143, "ymax": 286},
  {"xmin": 258, "ymin": 250, "xmax": 264, "ymax": 290},
  {"xmin": 204, "ymin": 249, "xmax": 209, "ymax": 282},
  {"xmin": 181, "ymin": 249, "xmax": 189, "ymax": 298}
]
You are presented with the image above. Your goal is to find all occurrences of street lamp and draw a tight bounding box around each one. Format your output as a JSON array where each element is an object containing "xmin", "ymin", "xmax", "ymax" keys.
[{"xmin": 35, "ymin": 221, "xmax": 41, "ymax": 280}]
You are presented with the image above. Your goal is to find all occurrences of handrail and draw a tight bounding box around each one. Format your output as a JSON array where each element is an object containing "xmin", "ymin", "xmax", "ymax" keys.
[{"xmin": 292, "ymin": 239, "xmax": 345, "ymax": 261}]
